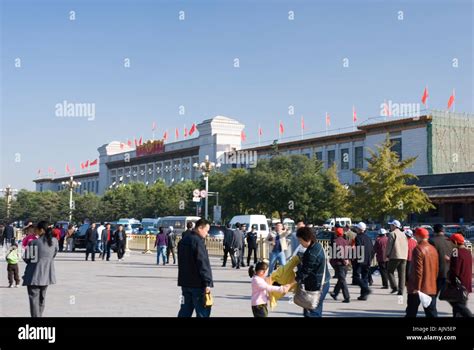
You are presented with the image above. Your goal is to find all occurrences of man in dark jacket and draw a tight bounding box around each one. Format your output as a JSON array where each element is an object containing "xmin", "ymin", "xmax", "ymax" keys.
[
  {"xmin": 3, "ymin": 222, "xmax": 15, "ymax": 248},
  {"xmin": 246, "ymin": 225, "xmax": 258, "ymax": 266},
  {"xmin": 222, "ymin": 223, "xmax": 236, "ymax": 268},
  {"xmin": 429, "ymin": 224, "xmax": 455, "ymax": 310},
  {"xmin": 166, "ymin": 227, "xmax": 177, "ymax": 264},
  {"xmin": 354, "ymin": 222, "xmax": 374, "ymax": 301},
  {"xmin": 114, "ymin": 224, "xmax": 127, "ymax": 261},
  {"xmin": 181, "ymin": 221, "xmax": 194, "ymax": 239},
  {"xmin": 101, "ymin": 223, "xmax": 114, "ymax": 261},
  {"xmin": 232, "ymin": 223, "xmax": 244, "ymax": 269},
  {"xmin": 85, "ymin": 223, "xmax": 97, "ymax": 261},
  {"xmin": 177, "ymin": 218, "xmax": 213, "ymax": 317},
  {"xmin": 373, "ymin": 228, "xmax": 389, "ymax": 289}
]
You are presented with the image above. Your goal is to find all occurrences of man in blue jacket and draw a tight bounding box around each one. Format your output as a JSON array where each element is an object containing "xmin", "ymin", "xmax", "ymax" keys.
[{"xmin": 177, "ymin": 218, "xmax": 213, "ymax": 317}]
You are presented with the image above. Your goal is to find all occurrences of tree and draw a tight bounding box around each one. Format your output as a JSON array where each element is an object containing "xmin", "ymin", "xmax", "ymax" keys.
[
  {"xmin": 351, "ymin": 137, "xmax": 434, "ymax": 222},
  {"xmin": 322, "ymin": 163, "xmax": 352, "ymax": 221}
]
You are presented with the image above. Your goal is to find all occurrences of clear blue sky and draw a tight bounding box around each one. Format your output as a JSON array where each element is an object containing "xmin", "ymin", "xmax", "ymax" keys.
[{"xmin": 1, "ymin": 0, "xmax": 472, "ymax": 190}]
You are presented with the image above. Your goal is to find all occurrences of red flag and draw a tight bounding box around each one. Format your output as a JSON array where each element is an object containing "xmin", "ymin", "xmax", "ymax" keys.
[
  {"xmin": 325, "ymin": 112, "xmax": 331, "ymax": 127},
  {"xmin": 152, "ymin": 121, "xmax": 157, "ymax": 131},
  {"xmin": 301, "ymin": 116, "xmax": 305, "ymax": 131},
  {"xmin": 163, "ymin": 131, "xmax": 168, "ymax": 141},
  {"xmin": 134, "ymin": 139, "xmax": 138, "ymax": 147},
  {"xmin": 189, "ymin": 123, "xmax": 197, "ymax": 135},
  {"xmin": 90, "ymin": 159, "xmax": 98, "ymax": 166},
  {"xmin": 241, "ymin": 130, "xmax": 246, "ymax": 142},
  {"xmin": 66, "ymin": 164, "xmax": 71, "ymax": 174},
  {"xmin": 139, "ymin": 137, "xmax": 143, "ymax": 146},
  {"xmin": 184, "ymin": 126, "xmax": 188, "ymax": 137},
  {"xmin": 352, "ymin": 106, "xmax": 357, "ymax": 122},
  {"xmin": 84, "ymin": 160, "xmax": 89, "ymax": 168},
  {"xmin": 279, "ymin": 121, "xmax": 284, "ymax": 135},
  {"xmin": 258, "ymin": 126, "xmax": 263, "ymax": 136},
  {"xmin": 421, "ymin": 87, "xmax": 429, "ymax": 105},
  {"xmin": 127, "ymin": 139, "xmax": 132, "ymax": 147},
  {"xmin": 175, "ymin": 128, "xmax": 179, "ymax": 140},
  {"xmin": 447, "ymin": 89, "xmax": 455, "ymax": 109},
  {"xmin": 80, "ymin": 162, "xmax": 84, "ymax": 170},
  {"xmin": 120, "ymin": 143, "xmax": 124, "ymax": 150}
]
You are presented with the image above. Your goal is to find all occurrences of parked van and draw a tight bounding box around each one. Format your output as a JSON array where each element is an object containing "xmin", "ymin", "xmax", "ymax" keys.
[
  {"xmin": 141, "ymin": 218, "xmax": 161, "ymax": 230},
  {"xmin": 229, "ymin": 215, "xmax": 270, "ymax": 238},
  {"xmin": 323, "ymin": 217, "xmax": 352, "ymax": 229},
  {"xmin": 159, "ymin": 216, "xmax": 201, "ymax": 236}
]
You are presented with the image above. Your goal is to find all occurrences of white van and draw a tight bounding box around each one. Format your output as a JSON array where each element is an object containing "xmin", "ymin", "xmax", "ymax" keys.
[
  {"xmin": 229, "ymin": 215, "xmax": 270, "ymax": 238},
  {"xmin": 117, "ymin": 218, "xmax": 141, "ymax": 234},
  {"xmin": 323, "ymin": 217, "xmax": 352, "ymax": 230}
]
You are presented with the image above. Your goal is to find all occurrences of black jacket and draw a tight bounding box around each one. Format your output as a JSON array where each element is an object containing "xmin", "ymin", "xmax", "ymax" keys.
[
  {"xmin": 223, "ymin": 228, "xmax": 234, "ymax": 248},
  {"xmin": 85, "ymin": 227, "xmax": 98, "ymax": 243},
  {"xmin": 4, "ymin": 225, "xmax": 14, "ymax": 239},
  {"xmin": 113, "ymin": 230, "xmax": 127, "ymax": 244},
  {"xmin": 296, "ymin": 241, "xmax": 330, "ymax": 291},
  {"xmin": 177, "ymin": 231, "xmax": 213, "ymax": 288},
  {"xmin": 181, "ymin": 229, "xmax": 193, "ymax": 240},
  {"xmin": 355, "ymin": 233, "xmax": 374, "ymax": 265},
  {"xmin": 246, "ymin": 231, "xmax": 258, "ymax": 249}
]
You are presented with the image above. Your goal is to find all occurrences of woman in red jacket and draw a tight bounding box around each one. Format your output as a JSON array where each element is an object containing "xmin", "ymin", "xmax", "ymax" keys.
[{"xmin": 448, "ymin": 234, "xmax": 472, "ymax": 317}]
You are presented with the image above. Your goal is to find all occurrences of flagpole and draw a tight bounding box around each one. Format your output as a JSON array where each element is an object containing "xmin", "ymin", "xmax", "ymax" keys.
[
  {"xmin": 325, "ymin": 112, "xmax": 328, "ymax": 136},
  {"xmin": 425, "ymin": 86, "xmax": 429, "ymax": 111},
  {"xmin": 258, "ymin": 124, "xmax": 261, "ymax": 146},
  {"xmin": 453, "ymin": 89, "xmax": 456, "ymax": 112},
  {"xmin": 278, "ymin": 120, "xmax": 281, "ymax": 142}
]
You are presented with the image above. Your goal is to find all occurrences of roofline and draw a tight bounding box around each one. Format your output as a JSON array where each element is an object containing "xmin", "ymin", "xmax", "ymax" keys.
[{"xmin": 33, "ymin": 172, "xmax": 100, "ymax": 183}]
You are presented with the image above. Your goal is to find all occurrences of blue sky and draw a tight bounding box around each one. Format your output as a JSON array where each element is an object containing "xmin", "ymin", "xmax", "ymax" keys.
[{"xmin": 1, "ymin": 0, "xmax": 472, "ymax": 190}]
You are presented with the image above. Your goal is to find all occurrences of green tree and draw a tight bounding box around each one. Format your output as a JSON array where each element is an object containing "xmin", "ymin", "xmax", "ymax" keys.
[
  {"xmin": 323, "ymin": 163, "xmax": 352, "ymax": 220},
  {"xmin": 351, "ymin": 137, "xmax": 434, "ymax": 222}
]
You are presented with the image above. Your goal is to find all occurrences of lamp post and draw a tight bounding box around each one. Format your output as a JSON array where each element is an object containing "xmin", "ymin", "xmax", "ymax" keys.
[
  {"xmin": 193, "ymin": 155, "xmax": 220, "ymax": 220},
  {"xmin": 61, "ymin": 176, "xmax": 81, "ymax": 222},
  {"xmin": 0, "ymin": 185, "xmax": 18, "ymax": 220}
]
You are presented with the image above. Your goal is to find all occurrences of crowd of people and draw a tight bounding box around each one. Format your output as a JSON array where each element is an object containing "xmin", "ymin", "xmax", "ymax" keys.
[{"xmin": 1, "ymin": 218, "xmax": 472, "ymax": 319}]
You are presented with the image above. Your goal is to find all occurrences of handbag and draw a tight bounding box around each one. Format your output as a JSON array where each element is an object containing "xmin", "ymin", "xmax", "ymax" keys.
[
  {"xmin": 439, "ymin": 277, "xmax": 468, "ymax": 303},
  {"xmin": 293, "ymin": 245, "xmax": 327, "ymax": 310}
]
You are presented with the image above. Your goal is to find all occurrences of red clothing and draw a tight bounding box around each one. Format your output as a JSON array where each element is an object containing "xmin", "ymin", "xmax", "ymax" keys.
[
  {"xmin": 52, "ymin": 228, "xmax": 61, "ymax": 240},
  {"xmin": 449, "ymin": 247, "xmax": 472, "ymax": 293},
  {"xmin": 407, "ymin": 237, "xmax": 417, "ymax": 261},
  {"xmin": 373, "ymin": 236, "xmax": 389, "ymax": 263}
]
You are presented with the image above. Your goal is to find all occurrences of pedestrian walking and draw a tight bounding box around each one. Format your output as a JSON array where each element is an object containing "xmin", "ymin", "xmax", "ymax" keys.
[
  {"xmin": 329, "ymin": 227, "xmax": 351, "ymax": 303},
  {"xmin": 405, "ymin": 229, "xmax": 417, "ymax": 283},
  {"xmin": 406, "ymin": 228, "xmax": 439, "ymax": 317},
  {"xmin": 249, "ymin": 261, "xmax": 292, "ymax": 317},
  {"xmin": 386, "ymin": 219, "xmax": 408, "ymax": 295},
  {"xmin": 101, "ymin": 223, "xmax": 113, "ymax": 261},
  {"xmin": 96, "ymin": 222, "xmax": 105, "ymax": 258},
  {"xmin": 6, "ymin": 243, "xmax": 20, "ymax": 288},
  {"xmin": 22, "ymin": 223, "xmax": 37, "ymax": 249},
  {"xmin": 3, "ymin": 222, "xmax": 15, "ymax": 248},
  {"xmin": 181, "ymin": 222, "xmax": 194, "ymax": 240},
  {"xmin": 22, "ymin": 221, "xmax": 58, "ymax": 317},
  {"xmin": 429, "ymin": 223, "xmax": 455, "ymax": 310},
  {"xmin": 52, "ymin": 225, "xmax": 61, "ymax": 242},
  {"xmin": 222, "ymin": 223, "xmax": 236, "ymax": 268},
  {"xmin": 353, "ymin": 222, "xmax": 373, "ymax": 301},
  {"xmin": 446, "ymin": 233, "xmax": 472, "ymax": 317},
  {"xmin": 177, "ymin": 219, "xmax": 213, "ymax": 317},
  {"xmin": 155, "ymin": 227, "xmax": 168, "ymax": 265},
  {"xmin": 65, "ymin": 225, "xmax": 75, "ymax": 252},
  {"xmin": 373, "ymin": 228, "xmax": 389, "ymax": 289},
  {"xmin": 240, "ymin": 224, "xmax": 247, "ymax": 267},
  {"xmin": 267, "ymin": 222, "xmax": 289, "ymax": 275},
  {"xmin": 232, "ymin": 223, "xmax": 244, "ymax": 269},
  {"xmin": 85, "ymin": 223, "xmax": 97, "ymax": 261},
  {"xmin": 295, "ymin": 226, "xmax": 330, "ymax": 317},
  {"xmin": 114, "ymin": 224, "xmax": 127, "ymax": 261},
  {"xmin": 166, "ymin": 226, "xmax": 177, "ymax": 264}
]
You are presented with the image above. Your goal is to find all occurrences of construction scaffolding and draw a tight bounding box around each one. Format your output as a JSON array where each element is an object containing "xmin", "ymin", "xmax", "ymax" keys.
[{"xmin": 428, "ymin": 110, "xmax": 474, "ymax": 174}]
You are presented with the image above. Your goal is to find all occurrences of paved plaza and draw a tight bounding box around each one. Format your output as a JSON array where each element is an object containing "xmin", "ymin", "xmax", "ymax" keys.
[{"xmin": 1, "ymin": 250, "xmax": 472, "ymax": 317}]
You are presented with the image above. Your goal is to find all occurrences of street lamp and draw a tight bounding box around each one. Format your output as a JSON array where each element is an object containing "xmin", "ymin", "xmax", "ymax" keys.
[
  {"xmin": 61, "ymin": 176, "xmax": 81, "ymax": 222},
  {"xmin": 193, "ymin": 155, "xmax": 221, "ymax": 220},
  {"xmin": 0, "ymin": 185, "xmax": 18, "ymax": 220}
]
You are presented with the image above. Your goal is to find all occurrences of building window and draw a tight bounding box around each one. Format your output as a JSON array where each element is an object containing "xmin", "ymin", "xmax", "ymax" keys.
[
  {"xmin": 327, "ymin": 150, "xmax": 335, "ymax": 168},
  {"xmin": 315, "ymin": 152, "xmax": 323, "ymax": 161},
  {"xmin": 340, "ymin": 148, "xmax": 349, "ymax": 170},
  {"xmin": 91, "ymin": 181, "xmax": 95, "ymax": 193},
  {"xmin": 39, "ymin": 184, "xmax": 43, "ymax": 192},
  {"xmin": 390, "ymin": 138, "xmax": 402, "ymax": 160},
  {"xmin": 87, "ymin": 182, "xmax": 90, "ymax": 192},
  {"xmin": 96, "ymin": 180, "xmax": 99, "ymax": 193},
  {"xmin": 354, "ymin": 146, "xmax": 363, "ymax": 169}
]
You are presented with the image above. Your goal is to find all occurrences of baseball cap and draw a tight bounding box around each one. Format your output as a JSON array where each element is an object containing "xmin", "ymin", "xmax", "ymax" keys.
[
  {"xmin": 450, "ymin": 233, "xmax": 465, "ymax": 245},
  {"xmin": 404, "ymin": 229, "xmax": 413, "ymax": 237},
  {"xmin": 335, "ymin": 228, "xmax": 344, "ymax": 237},
  {"xmin": 355, "ymin": 222, "xmax": 367, "ymax": 231},
  {"xmin": 378, "ymin": 228, "xmax": 388, "ymax": 235},
  {"xmin": 415, "ymin": 227, "xmax": 429, "ymax": 239},
  {"xmin": 388, "ymin": 220, "xmax": 401, "ymax": 228}
]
